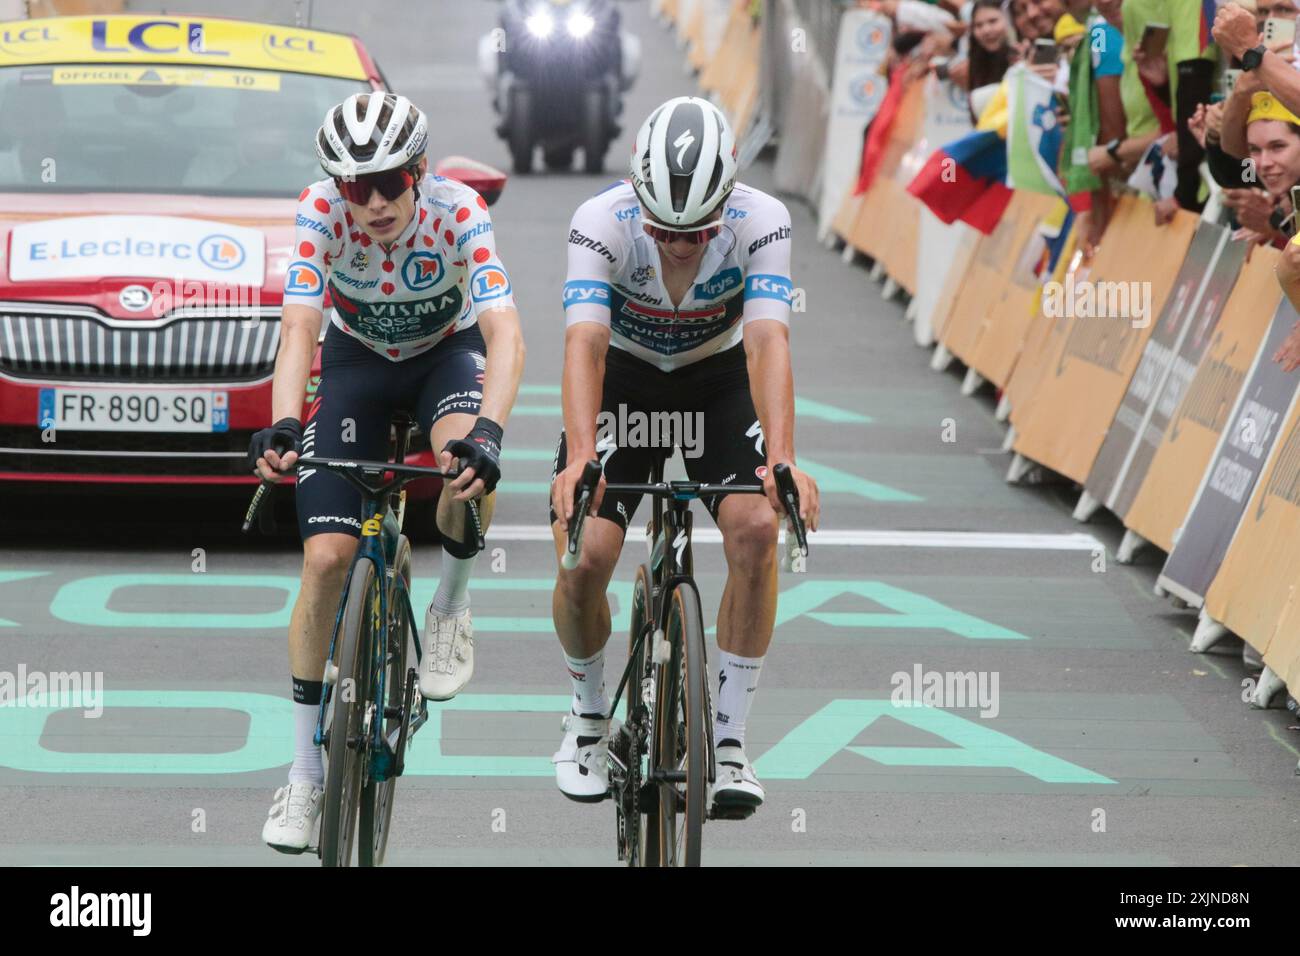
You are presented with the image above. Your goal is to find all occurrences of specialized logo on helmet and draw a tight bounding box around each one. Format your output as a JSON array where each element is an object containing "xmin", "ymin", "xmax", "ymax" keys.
[
  {"xmin": 673, "ymin": 129, "xmax": 696, "ymax": 171},
  {"xmin": 471, "ymin": 264, "xmax": 511, "ymax": 301},
  {"xmin": 285, "ymin": 261, "xmax": 324, "ymax": 296},
  {"xmin": 402, "ymin": 252, "xmax": 444, "ymax": 291}
]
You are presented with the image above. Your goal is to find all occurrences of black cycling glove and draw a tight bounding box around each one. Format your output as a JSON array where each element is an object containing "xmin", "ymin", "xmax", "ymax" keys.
[
  {"xmin": 442, "ymin": 416, "xmax": 503, "ymax": 495},
  {"xmin": 247, "ymin": 417, "xmax": 303, "ymax": 472}
]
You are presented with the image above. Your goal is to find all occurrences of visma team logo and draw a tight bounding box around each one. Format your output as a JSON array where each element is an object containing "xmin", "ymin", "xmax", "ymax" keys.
[
  {"xmin": 284, "ymin": 261, "xmax": 323, "ymax": 296},
  {"xmin": 198, "ymin": 234, "xmax": 245, "ymax": 271},
  {"xmin": 402, "ymin": 251, "xmax": 444, "ymax": 291},
  {"xmin": 471, "ymin": 264, "xmax": 511, "ymax": 301}
]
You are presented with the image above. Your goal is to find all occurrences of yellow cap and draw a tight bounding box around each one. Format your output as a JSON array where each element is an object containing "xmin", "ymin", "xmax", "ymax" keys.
[
  {"xmin": 1248, "ymin": 92, "xmax": 1300, "ymax": 127},
  {"xmin": 1052, "ymin": 14, "xmax": 1086, "ymax": 43}
]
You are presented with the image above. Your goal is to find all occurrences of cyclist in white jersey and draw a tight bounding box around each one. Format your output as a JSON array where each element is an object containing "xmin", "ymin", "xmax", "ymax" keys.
[
  {"xmin": 247, "ymin": 93, "xmax": 525, "ymax": 853},
  {"xmin": 548, "ymin": 96, "xmax": 821, "ymax": 817}
]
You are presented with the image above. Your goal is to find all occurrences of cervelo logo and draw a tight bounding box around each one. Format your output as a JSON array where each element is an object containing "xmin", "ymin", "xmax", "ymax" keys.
[
  {"xmin": 402, "ymin": 252, "xmax": 444, "ymax": 291},
  {"xmin": 563, "ymin": 280, "xmax": 611, "ymax": 307},
  {"xmin": 471, "ymin": 264, "xmax": 511, "ymax": 301},
  {"xmin": 308, "ymin": 515, "xmax": 363, "ymax": 528},
  {"xmin": 90, "ymin": 19, "xmax": 230, "ymax": 58},
  {"xmin": 457, "ymin": 221, "xmax": 493, "ymax": 250},
  {"xmin": 747, "ymin": 225, "xmax": 791, "ymax": 256},
  {"xmin": 284, "ymin": 261, "xmax": 323, "ymax": 296},
  {"xmin": 694, "ymin": 267, "xmax": 742, "ymax": 300},
  {"xmin": 746, "ymin": 274, "xmax": 793, "ymax": 302}
]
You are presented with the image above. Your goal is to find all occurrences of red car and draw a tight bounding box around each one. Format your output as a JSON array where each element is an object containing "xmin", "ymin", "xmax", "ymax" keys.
[{"xmin": 0, "ymin": 13, "xmax": 503, "ymax": 509}]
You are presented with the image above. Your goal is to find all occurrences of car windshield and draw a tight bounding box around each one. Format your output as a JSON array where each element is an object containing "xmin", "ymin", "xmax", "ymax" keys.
[{"xmin": 0, "ymin": 64, "xmax": 370, "ymax": 196}]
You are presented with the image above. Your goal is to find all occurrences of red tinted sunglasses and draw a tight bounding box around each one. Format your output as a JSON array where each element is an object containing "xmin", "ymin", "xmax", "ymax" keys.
[
  {"xmin": 642, "ymin": 219, "xmax": 722, "ymax": 244},
  {"xmin": 334, "ymin": 166, "xmax": 417, "ymax": 204}
]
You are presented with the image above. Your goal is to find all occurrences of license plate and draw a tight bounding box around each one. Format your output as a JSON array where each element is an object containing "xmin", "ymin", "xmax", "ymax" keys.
[{"xmin": 38, "ymin": 388, "xmax": 229, "ymax": 433}]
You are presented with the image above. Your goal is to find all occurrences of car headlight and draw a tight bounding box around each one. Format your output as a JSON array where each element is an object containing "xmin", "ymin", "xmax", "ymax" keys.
[
  {"xmin": 566, "ymin": 11, "xmax": 595, "ymax": 38},
  {"xmin": 526, "ymin": 9, "xmax": 555, "ymax": 38}
]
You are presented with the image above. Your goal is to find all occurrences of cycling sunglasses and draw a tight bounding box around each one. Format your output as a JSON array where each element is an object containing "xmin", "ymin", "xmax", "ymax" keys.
[
  {"xmin": 333, "ymin": 166, "xmax": 418, "ymax": 204},
  {"xmin": 642, "ymin": 216, "xmax": 722, "ymax": 245}
]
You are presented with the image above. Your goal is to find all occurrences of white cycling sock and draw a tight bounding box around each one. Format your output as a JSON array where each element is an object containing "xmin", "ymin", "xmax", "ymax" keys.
[
  {"xmin": 714, "ymin": 650, "xmax": 764, "ymax": 748},
  {"xmin": 288, "ymin": 701, "xmax": 324, "ymax": 786},
  {"xmin": 564, "ymin": 649, "xmax": 609, "ymax": 716},
  {"xmin": 431, "ymin": 549, "xmax": 476, "ymax": 616}
]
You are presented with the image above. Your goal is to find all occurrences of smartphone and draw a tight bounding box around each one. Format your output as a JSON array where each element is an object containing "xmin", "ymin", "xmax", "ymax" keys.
[
  {"xmin": 1291, "ymin": 184, "xmax": 1300, "ymax": 219},
  {"xmin": 1264, "ymin": 16, "xmax": 1297, "ymax": 48},
  {"xmin": 931, "ymin": 56, "xmax": 951, "ymax": 80},
  {"xmin": 1223, "ymin": 67, "xmax": 1241, "ymax": 97},
  {"xmin": 1031, "ymin": 38, "xmax": 1058, "ymax": 65},
  {"xmin": 1140, "ymin": 23, "xmax": 1170, "ymax": 58}
]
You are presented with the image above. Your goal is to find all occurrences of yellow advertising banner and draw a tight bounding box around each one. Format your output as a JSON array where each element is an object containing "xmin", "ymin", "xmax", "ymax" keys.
[
  {"xmin": 849, "ymin": 80, "xmax": 924, "ymax": 263},
  {"xmin": 1004, "ymin": 228, "xmax": 1078, "ymax": 419},
  {"xmin": 1124, "ymin": 247, "xmax": 1281, "ymax": 552},
  {"xmin": 832, "ymin": 189, "xmax": 863, "ymax": 243},
  {"xmin": 1010, "ymin": 201, "xmax": 1198, "ymax": 483},
  {"xmin": 1205, "ymin": 394, "xmax": 1300, "ymax": 677}
]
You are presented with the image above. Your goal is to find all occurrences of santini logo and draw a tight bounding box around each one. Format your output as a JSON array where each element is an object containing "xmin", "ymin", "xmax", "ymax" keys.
[
  {"xmin": 747, "ymin": 225, "xmax": 790, "ymax": 256},
  {"xmin": 50, "ymin": 886, "xmax": 151, "ymax": 936},
  {"xmin": 568, "ymin": 229, "xmax": 616, "ymax": 263}
]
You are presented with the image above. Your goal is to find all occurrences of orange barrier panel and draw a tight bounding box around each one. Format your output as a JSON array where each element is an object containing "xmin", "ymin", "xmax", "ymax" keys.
[
  {"xmin": 26, "ymin": 0, "xmax": 124, "ymax": 13},
  {"xmin": 663, "ymin": 0, "xmax": 681, "ymax": 28},
  {"xmin": 1010, "ymin": 201, "xmax": 1198, "ymax": 483},
  {"xmin": 686, "ymin": 2, "xmax": 709, "ymax": 71},
  {"xmin": 880, "ymin": 183, "xmax": 921, "ymax": 293},
  {"xmin": 966, "ymin": 199, "xmax": 1065, "ymax": 388},
  {"xmin": 1123, "ymin": 247, "xmax": 1282, "ymax": 552},
  {"xmin": 699, "ymin": 1, "xmax": 748, "ymax": 96},
  {"xmin": 832, "ymin": 188, "xmax": 864, "ymax": 243},
  {"xmin": 1004, "ymin": 227, "xmax": 1078, "ymax": 415},
  {"xmin": 848, "ymin": 80, "xmax": 924, "ymax": 262},
  {"xmin": 1205, "ymin": 395, "xmax": 1300, "ymax": 677},
  {"xmin": 939, "ymin": 190, "xmax": 1052, "ymax": 368},
  {"xmin": 928, "ymin": 227, "xmax": 982, "ymax": 343}
]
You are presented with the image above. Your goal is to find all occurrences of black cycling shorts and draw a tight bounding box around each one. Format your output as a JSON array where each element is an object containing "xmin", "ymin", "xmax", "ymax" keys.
[
  {"xmin": 297, "ymin": 323, "xmax": 486, "ymax": 539},
  {"xmin": 549, "ymin": 344, "xmax": 767, "ymax": 532}
]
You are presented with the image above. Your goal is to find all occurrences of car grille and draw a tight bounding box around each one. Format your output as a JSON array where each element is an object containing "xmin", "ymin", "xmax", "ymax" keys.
[
  {"xmin": 0, "ymin": 309, "xmax": 280, "ymax": 382},
  {"xmin": 0, "ymin": 425, "xmax": 255, "ymax": 476}
]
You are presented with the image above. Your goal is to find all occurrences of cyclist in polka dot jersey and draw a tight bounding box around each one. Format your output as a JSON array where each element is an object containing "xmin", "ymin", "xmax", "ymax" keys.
[{"xmin": 248, "ymin": 93, "xmax": 525, "ymax": 855}]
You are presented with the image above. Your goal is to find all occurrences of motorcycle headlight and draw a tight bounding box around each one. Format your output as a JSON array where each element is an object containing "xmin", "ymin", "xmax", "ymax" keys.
[
  {"xmin": 566, "ymin": 11, "xmax": 596, "ymax": 38},
  {"xmin": 526, "ymin": 9, "xmax": 555, "ymax": 38}
]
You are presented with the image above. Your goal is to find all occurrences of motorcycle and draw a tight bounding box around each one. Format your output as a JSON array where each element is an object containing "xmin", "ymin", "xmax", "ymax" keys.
[{"xmin": 479, "ymin": 0, "xmax": 640, "ymax": 173}]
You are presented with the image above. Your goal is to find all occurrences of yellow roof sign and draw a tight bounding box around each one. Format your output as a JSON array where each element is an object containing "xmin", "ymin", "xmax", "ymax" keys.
[{"xmin": 0, "ymin": 15, "xmax": 369, "ymax": 80}]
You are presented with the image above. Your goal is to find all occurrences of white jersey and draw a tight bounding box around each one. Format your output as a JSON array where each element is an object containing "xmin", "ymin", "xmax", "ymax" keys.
[
  {"xmin": 562, "ymin": 180, "xmax": 794, "ymax": 372},
  {"xmin": 283, "ymin": 173, "xmax": 515, "ymax": 361}
]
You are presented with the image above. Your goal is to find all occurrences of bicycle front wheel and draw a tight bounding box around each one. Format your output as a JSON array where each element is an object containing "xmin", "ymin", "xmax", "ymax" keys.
[
  {"xmin": 359, "ymin": 534, "xmax": 414, "ymax": 867},
  {"xmin": 320, "ymin": 559, "xmax": 380, "ymax": 867},
  {"xmin": 653, "ymin": 580, "xmax": 710, "ymax": 867}
]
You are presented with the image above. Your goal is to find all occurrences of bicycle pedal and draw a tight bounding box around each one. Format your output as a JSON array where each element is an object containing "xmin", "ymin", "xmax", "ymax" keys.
[{"xmin": 709, "ymin": 800, "xmax": 758, "ymax": 822}]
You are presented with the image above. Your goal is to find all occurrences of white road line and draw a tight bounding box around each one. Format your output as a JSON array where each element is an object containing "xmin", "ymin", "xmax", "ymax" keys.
[{"xmin": 487, "ymin": 525, "xmax": 1105, "ymax": 550}]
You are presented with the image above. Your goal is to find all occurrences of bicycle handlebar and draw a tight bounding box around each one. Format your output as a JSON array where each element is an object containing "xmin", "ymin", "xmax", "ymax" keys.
[{"xmin": 561, "ymin": 460, "xmax": 809, "ymax": 570}]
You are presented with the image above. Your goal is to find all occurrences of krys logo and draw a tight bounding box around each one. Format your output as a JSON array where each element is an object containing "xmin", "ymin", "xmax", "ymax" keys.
[
  {"xmin": 694, "ymin": 267, "xmax": 741, "ymax": 300},
  {"xmin": 199, "ymin": 234, "xmax": 245, "ymax": 271},
  {"xmin": 471, "ymin": 265, "xmax": 511, "ymax": 301},
  {"xmin": 402, "ymin": 252, "xmax": 444, "ymax": 291},
  {"xmin": 284, "ymin": 261, "xmax": 323, "ymax": 296}
]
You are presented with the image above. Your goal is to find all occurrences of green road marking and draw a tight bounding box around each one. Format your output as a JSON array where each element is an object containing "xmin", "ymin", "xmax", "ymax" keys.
[
  {"xmin": 496, "ymin": 480, "xmax": 553, "ymax": 494},
  {"xmin": 518, "ymin": 385, "xmax": 561, "ymax": 396},
  {"xmin": 795, "ymin": 397, "xmax": 871, "ymax": 424},
  {"xmin": 511, "ymin": 405, "xmax": 562, "ymax": 416},
  {"xmin": 0, "ymin": 571, "xmax": 48, "ymax": 626},
  {"xmin": 754, "ymin": 699, "xmax": 1114, "ymax": 784},
  {"xmin": 2, "ymin": 692, "xmax": 1102, "ymax": 782},
  {"xmin": 707, "ymin": 580, "xmax": 1028, "ymax": 639},
  {"xmin": 502, "ymin": 448, "xmax": 557, "ymax": 462},
  {"xmin": 1265, "ymin": 723, "xmax": 1300, "ymax": 759},
  {"xmin": 797, "ymin": 457, "xmax": 920, "ymax": 502}
]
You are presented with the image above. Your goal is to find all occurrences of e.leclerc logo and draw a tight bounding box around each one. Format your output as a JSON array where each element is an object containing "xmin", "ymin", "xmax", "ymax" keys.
[
  {"xmin": 402, "ymin": 252, "xmax": 444, "ymax": 291},
  {"xmin": 471, "ymin": 264, "xmax": 511, "ymax": 301},
  {"xmin": 198, "ymin": 234, "xmax": 245, "ymax": 271},
  {"xmin": 284, "ymin": 261, "xmax": 323, "ymax": 296}
]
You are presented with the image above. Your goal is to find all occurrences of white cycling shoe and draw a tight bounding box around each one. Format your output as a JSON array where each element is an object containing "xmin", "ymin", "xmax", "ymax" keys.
[
  {"xmin": 262, "ymin": 781, "xmax": 323, "ymax": 854},
  {"xmin": 552, "ymin": 710, "xmax": 615, "ymax": 802},
  {"xmin": 420, "ymin": 607, "xmax": 473, "ymax": 701},
  {"xmin": 710, "ymin": 742, "xmax": 765, "ymax": 819}
]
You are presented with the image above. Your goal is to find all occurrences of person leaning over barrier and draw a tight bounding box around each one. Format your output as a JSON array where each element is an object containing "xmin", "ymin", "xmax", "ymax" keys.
[{"xmin": 1217, "ymin": 92, "xmax": 1300, "ymax": 246}]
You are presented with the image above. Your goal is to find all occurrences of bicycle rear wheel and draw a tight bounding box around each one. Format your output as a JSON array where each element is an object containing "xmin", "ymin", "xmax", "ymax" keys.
[
  {"xmin": 359, "ymin": 535, "xmax": 414, "ymax": 867},
  {"xmin": 320, "ymin": 559, "xmax": 380, "ymax": 867},
  {"xmin": 653, "ymin": 580, "xmax": 709, "ymax": 867}
]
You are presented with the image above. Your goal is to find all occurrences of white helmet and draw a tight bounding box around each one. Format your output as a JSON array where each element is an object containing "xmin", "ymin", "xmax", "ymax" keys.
[
  {"xmin": 316, "ymin": 92, "xmax": 428, "ymax": 178},
  {"xmin": 630, "ymin": 96, "xmax": 738, "ymax": 226}
]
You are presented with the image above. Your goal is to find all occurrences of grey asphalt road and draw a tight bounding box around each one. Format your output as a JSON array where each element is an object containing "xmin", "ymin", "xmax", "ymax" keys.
[{"xmin": 1, "ymin": 0, "xmax": 1298, "ymax": 866}]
